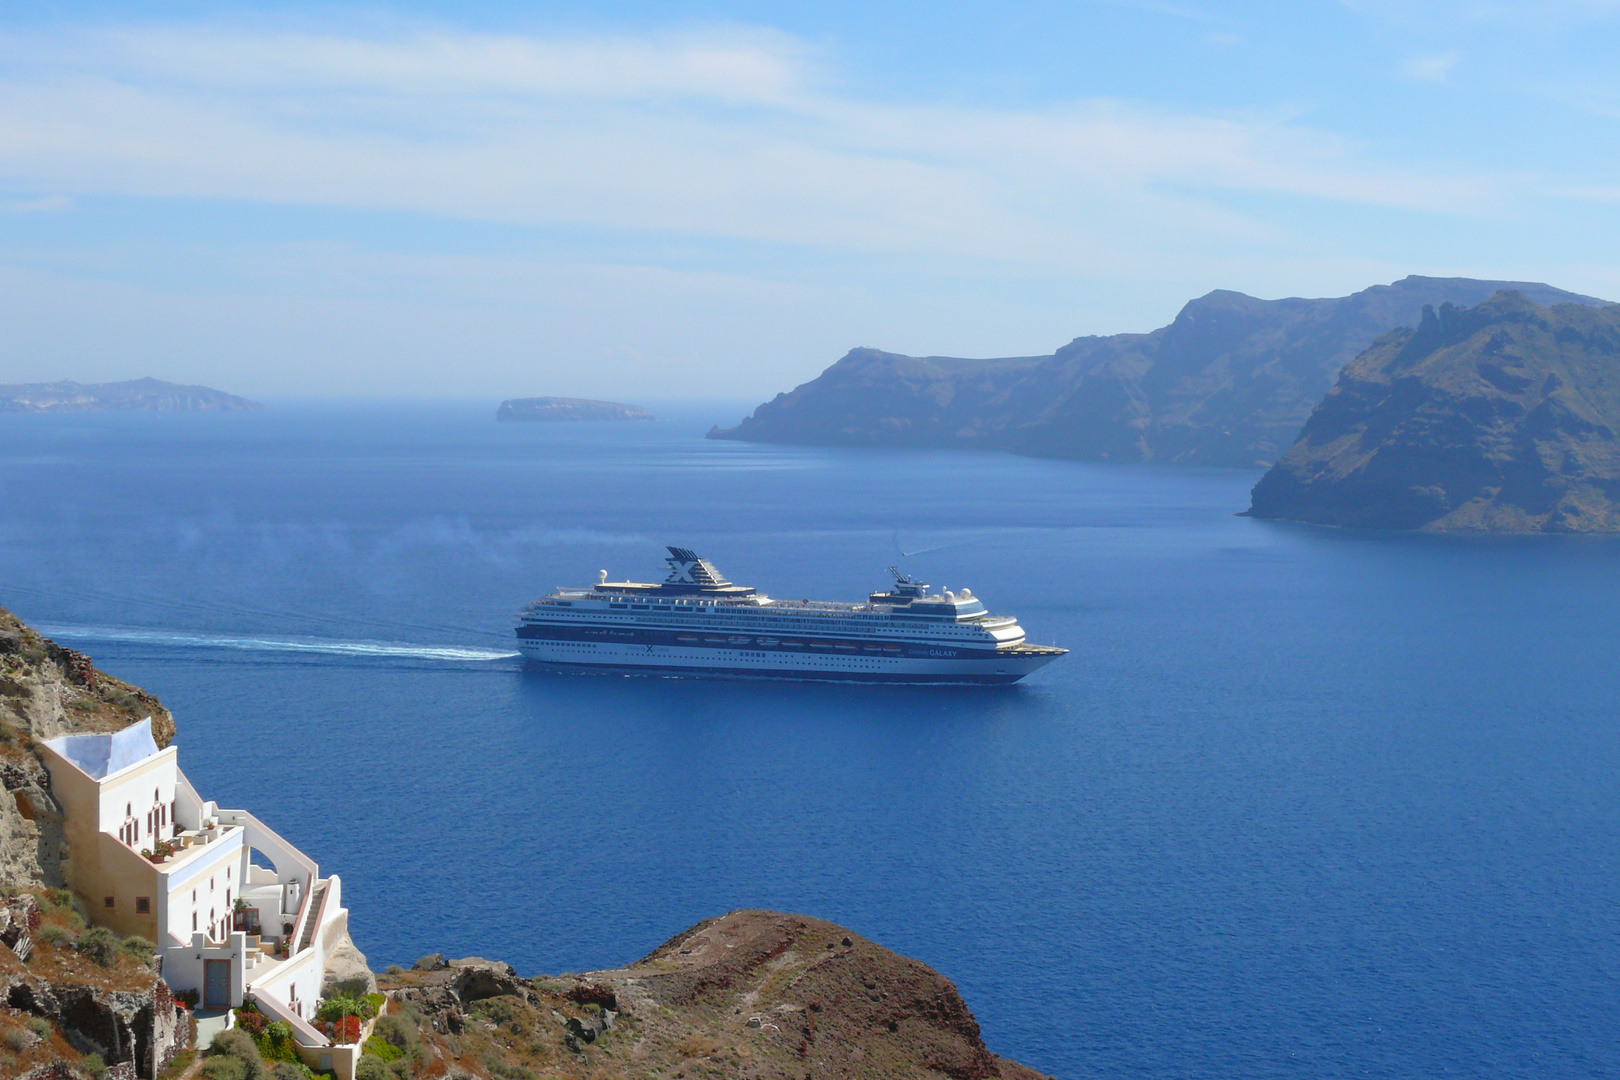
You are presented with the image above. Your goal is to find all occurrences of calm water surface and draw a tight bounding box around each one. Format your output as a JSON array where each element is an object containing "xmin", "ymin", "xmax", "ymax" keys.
[{"xmin": 2, "ymin": 402, "xmax": 1617, "ymax": 1079}]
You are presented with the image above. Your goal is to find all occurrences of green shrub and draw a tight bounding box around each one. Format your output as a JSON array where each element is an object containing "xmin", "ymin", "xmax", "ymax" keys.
[
  {"xmin": 209, "ymin": 1028, "xmax": 266, "ymax": 1080},
  {"xmin": 203, "ymin": 1057, "xmax": 247, "ymax": 1080},
  {"xmin": 37, "ymin": 925, "xmax": 70, "ymax": 946},
  {"xmin": 384, "ymin": 965, "xmax": 404, "ymax": 976},
  {"xmin": 354, "ymin": 1054, "xmax": 393, "ymax": 1080},
  {"xmin": 26, "ymin": 1017, "xmax": 52, "ymax": 1040},
  {"xmin": 254, "ymin": 1021, "xmax": 301, "ymax": 1065},
  {"xmin": 84, "ymin": 1052, "xmax": 108, "ymax": 1078},
  {"xmin": 269, "ymin": 1064, "xmax": 314, "ymax": 1080},
  {"xmin": 3, "ymin": 1027, "xmax": 29, "ymax": 1052},
  {"xmin": 371, "ymin": 1014, "xmax": 422, "ymax": 1061},
  {"xmin": 121, "ymin": 935, "xmax": 156, "ymax": 966},
  {"xmin": 362, "ymin": 1037, "xmax": 402, "ymax": 1063},
  {"xmin": 315, "ymin": 994, "xmax": 376, "ymax": 1022},
  {"xmin": 43, "ymin": 888, "xmax": 73, "ymax": 909},
  {"xmin": 76, "ymin": 925, "xmax": 121, "ymax": 966}
]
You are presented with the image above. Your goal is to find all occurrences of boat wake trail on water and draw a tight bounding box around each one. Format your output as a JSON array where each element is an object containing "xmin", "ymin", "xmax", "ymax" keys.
[{"xmin": 39, "ymin": 625, "xmax": 519, "ymax": 663}]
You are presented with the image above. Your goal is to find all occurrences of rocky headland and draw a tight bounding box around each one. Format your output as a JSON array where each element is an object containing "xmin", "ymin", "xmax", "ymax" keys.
[
  {"xmin": 386, "ymin": 911, "xmax": 1041, "ymax": 1080},
  {"xmin": 708, "ymin": 276, "xmax": 1603, "ymax": 468},
  {"xmin": 496, "ymin": 397, "xmax": 654, "ymax": 422},
  {"xmin": 1247, "ymin": 292, "xmax": 1620, "ymax": 532},
  {"xmin": 0, "ymin": 605, "xmax": 1037, "ymax": 1079},
  {"xmin": 0, "ymin": 379, "xmax": 262, "ymax": 413}
]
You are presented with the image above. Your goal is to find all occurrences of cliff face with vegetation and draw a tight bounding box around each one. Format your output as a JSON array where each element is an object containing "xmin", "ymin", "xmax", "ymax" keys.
[
  {"xmin": 1, "ymin": 608, "xmax": 190, "ymax": 1079},
  {"xmin": 709, "ymin": 277, "xmax": 1603, "ymax": 468},
  {"xmin": 0, "ymin": 378, "xmax": 262, "ymax": 413},
  {"xmin": 1247, "ymin": 293, "xmax": 1620, "ymax": 531},
  {"xmin": 1, "ymin": 609, "xmax": 175, "ymax": 892}
]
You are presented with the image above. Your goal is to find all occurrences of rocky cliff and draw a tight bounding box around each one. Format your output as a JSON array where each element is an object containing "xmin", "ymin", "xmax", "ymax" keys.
[
  {"xmin": 383, "ymin": 910, "xmax": 1042, "ymax": 1080},
  {"xmin": 1, "ymin": 609, "xmax": 193, "ymax": 1079},
  {"xmin": 1, "ymin": 609, "xmax": 175, "ymax": 892},
  {"xmin": 0, "ymin": 378, "xmax": 262, "ymax": 413},
  {"xmin": 1247, "ymin": 293, "xmax": 1620, "ymax": 531},
  {"xmin": 709, "ymin": 276, "xmax": 1604, "ymax": 468}
]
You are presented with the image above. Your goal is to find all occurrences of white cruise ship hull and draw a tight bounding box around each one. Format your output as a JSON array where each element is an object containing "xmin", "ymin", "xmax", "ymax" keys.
[
  {"xmin": 516, "ymin": 546, "xmax": 1066, "ymax": 685},
  {"xmin": 515, "ymin": 636, "xmax": 1061, "ymax": 684}
]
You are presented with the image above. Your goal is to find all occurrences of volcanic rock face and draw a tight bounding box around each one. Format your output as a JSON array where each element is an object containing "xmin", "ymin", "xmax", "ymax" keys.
[
  {"xmin": 381, "ymin": 911, "xmax": 1040, "ymax": 1080},
  {"xmin": 710, "ymin": 276, "xmax": 1604, "ymax": 467},
  {"xmin": 0, "ymin": 378, "xmax": 261, "ymax": 413},
  {"xmin": 603, "ymin": 910, "xmax": 1041, "ymax": 1080},
  {"xmin": 1247, "ymin": 293, "xmax": 1620, "ymax": 531},
  {"xmin": 0, "ymin": 939, "xmax": 189, "ymax": 1079}
]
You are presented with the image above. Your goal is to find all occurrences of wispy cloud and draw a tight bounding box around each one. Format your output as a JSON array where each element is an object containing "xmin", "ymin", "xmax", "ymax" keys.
[
  {"xmin": 2, "ymin": 194, "xmax": 72, "ymax": 212},
  {"xmin": 0, "ymin": 23, "xmax": 1502, "ymax": 268},
  {"xmin": 1404, "ymin": 51, "xmax": 1461, "ymax": 81}
]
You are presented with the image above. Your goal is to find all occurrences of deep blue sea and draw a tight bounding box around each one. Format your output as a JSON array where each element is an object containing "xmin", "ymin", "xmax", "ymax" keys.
[{"xmin": 3, "ymin": 401, "xmax": 1618, "ymax": 1079}]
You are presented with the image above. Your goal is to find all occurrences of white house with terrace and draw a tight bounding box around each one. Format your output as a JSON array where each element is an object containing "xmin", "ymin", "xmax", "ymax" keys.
[{"xmin": 37, "ymin": 719, "xmax": 364, "ymax": 1070}]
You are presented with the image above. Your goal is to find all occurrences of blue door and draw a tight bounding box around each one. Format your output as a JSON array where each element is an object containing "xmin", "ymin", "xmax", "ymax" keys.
[{"xmin": 204, "ymin": 959, "xmax": 231, "ymax": 1009}]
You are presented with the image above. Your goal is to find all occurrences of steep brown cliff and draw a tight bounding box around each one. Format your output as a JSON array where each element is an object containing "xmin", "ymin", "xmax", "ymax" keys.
[{"xmin": 1247, "ymin": 293, "xmax": 1620, "ymax": 531}]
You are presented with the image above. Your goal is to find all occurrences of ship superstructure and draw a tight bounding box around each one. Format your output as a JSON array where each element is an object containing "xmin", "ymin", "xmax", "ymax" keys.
[{"xmin": 514, "ymin": 546, "xmax": 1065, "ymax": 684}]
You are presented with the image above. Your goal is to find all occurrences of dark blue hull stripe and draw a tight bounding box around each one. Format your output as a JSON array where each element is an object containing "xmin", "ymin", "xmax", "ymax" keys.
[
  {"xmin": 515, "ymin": 622, "xmax": 1001, "ymax": 660},
  {"xmin": 521, "ymin": 659, "xmax": 1030, "ymax": 685}
]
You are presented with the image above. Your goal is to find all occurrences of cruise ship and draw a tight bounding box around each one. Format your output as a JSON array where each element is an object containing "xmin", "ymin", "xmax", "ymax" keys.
[{"xmin": 514, "ymin": 546, "xmax": 1066, "ymax": 684}]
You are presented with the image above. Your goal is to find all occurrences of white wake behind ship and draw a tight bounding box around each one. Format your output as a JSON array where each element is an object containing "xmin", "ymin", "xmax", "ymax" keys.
[{"xmin": 515, "ymin": 546, "xmax": 1066, "ymax": 684}]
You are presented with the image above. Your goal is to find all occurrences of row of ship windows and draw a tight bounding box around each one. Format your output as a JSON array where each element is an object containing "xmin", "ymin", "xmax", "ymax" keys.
[
  {"xmin": 535, "ymin": 613, "xmax": 977, "ymax": 635},
  {"xmin": 548, "ymin": 601, "xmax": 966, "ymax": 624},
  {"xmin": 534, "ymin": 645, "xmax": 913, "ymax": 666}
]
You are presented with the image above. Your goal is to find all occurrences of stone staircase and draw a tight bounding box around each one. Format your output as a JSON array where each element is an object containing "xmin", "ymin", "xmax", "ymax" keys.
[{"xmin": 296, "ymin": 881, "xmax": 327, "ymax": 954}]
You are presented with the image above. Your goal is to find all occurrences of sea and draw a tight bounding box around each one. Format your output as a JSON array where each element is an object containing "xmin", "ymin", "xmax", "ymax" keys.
[{"xmin": 2, "ymin": 400, "xmax": 1617, "ymax": 1079}]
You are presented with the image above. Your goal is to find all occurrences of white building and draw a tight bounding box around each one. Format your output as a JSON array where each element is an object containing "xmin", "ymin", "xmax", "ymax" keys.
[{"xmin": 38, "ymin": 720, "xmax": 357, "ymax": 1068}]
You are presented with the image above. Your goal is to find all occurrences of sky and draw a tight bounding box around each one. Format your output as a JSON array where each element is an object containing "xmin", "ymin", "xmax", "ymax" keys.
[{"xmin": 3, "ymin": 1, "xmax": 1620, "ymax": 399}]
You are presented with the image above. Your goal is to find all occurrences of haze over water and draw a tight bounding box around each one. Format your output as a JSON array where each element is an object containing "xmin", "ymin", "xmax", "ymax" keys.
[{"xmin": 3, "ymin": 403, "xmax": 1618, "ymax": 1079}]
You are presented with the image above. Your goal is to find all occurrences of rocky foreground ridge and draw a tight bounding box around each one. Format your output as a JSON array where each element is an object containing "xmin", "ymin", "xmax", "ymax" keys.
[
  {"xmin": 1247, "ymin": 293, "xmax": 1620, "ymax": 532},
  {"xmin": 0, "ymin": 378, "xmax": 262, "ymax": 413},
  {"xmin": 709, "ymin": 276, "xmax": 1603, "ymax": 468},
  {"xmin": 0, "ymin": 606, "xmax": 1038, "ymax": 1079},
  {"xmin": 387, "ymin": 911, "xmax": 1041, "ymax": 1080}
]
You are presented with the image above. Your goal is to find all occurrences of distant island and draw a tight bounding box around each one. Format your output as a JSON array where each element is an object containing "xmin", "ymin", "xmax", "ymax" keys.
[
  {"xmin": 1247, "ymin": 292, "xmax": 1620, "ymax": 532},
  {"xmin": 708, "ymin": 276, "xmax": 1606, "ymax": 468},
  {"xmin": 496, "ymin": 396, "xmax": 655, "ymax": 422},
  {"xmin": 0, "ymin": 377, "xmax": 262, "ymax": 412}
]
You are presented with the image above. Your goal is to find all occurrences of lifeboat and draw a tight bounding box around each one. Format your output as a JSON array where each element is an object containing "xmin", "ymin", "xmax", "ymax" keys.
[
  {"xmin": 676, "ymin": 634, "xmax": 699, "ymax": 643},
  {"xmin": 757, "ymin": 637, "xmax": 780, "ymax": 647},
  {"xmin": 834, "ymin": 642, "xmax": 858, "ymax": 652},
  {"xmin": 727, "ymin": 635, "xmax": 751, "ymax": 646}
]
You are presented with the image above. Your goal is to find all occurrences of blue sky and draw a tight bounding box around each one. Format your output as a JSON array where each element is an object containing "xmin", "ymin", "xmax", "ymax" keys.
[{"xmin": 3, "ymin": 1, "xmax": 1620, "ymax": 397}]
